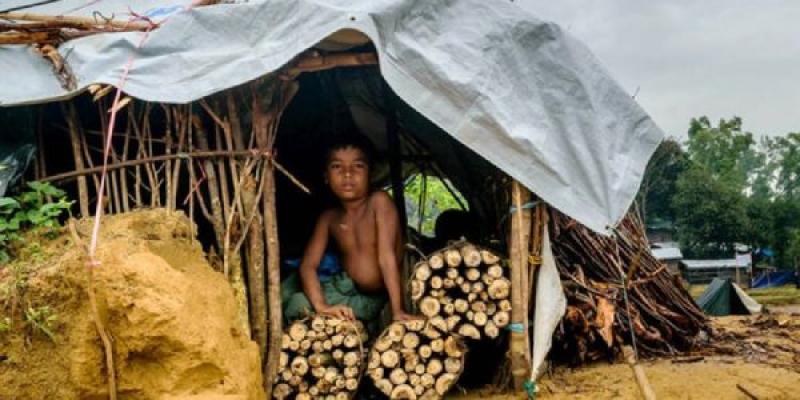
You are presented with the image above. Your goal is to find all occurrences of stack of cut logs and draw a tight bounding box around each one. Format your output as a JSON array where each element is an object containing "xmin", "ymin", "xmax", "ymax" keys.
[
  {"xmin": 549, "ymin": 210, "xmax": 708, "ymax": 364},
  {"xmin": 274, "ymin": 316, "xmax": 368, "ymax": 400},
  {"xmin": 367, "ymin": 319, "xmax": 467, "ymax": 399},
  {"xmin": 410, "ymin": 242, "xmax": 511, "ymax": 340}
]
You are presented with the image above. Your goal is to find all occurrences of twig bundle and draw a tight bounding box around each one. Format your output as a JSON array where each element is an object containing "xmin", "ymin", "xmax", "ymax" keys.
[
  {"xmin": 368, "ymin": 319, "xmax": 467, "ymax": 399},
  {"xmin": 409, "ymin": 241, "xmax": 511, "ymax": 340},
  {"xmin": 274, "ymin": 316, "xmax": 368, "ymax": 400}
]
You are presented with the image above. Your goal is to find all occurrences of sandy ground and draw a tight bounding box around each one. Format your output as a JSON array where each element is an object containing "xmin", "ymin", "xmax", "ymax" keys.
[{"xmin": 451, "ymin": 312, "xmax": 800, "ymax": 400}]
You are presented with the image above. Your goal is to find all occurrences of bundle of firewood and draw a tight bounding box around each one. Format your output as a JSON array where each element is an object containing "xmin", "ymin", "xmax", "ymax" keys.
[
  {"xmin": 548, "ymin": 210, "xmax": 708, "ymax": 363},
  {"xmin": 274, "ymin": 316, "xmax": 368, "ymax": 399},
  {"xmin": 367, "ymin": 319, "xmax": 467, "ymax": 399},
  {"xmin": 409, "ymin": 242, "xmax": 511, "ymax": 340}
]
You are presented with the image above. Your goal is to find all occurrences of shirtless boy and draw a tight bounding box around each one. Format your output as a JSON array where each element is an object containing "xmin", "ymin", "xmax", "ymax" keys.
[{"xmin": 282, "ymin": 135, "xmax": 415, "ymax": 322}]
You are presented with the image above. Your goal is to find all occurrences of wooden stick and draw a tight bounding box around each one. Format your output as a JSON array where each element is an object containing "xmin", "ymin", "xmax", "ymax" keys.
[
  {"xmin": 0, "ymin": 11, "xmax": 153, "ymax": 31},
  {"xmin": 508, "ymin": 180, "xmax": 532, "ymax": 388},
  {"xmin": 623, "ymin": 345, "xmax": 657, "ymax": 400},
  {"xmin": 61, "ymin": 102, "xmax": 89, "ymax": 217}
]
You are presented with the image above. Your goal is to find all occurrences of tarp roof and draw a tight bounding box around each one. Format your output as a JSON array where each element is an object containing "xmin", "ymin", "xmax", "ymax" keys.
[
  {"xmin": 651, "ymin": 247, "xmax": 683, "ymax": 261},
  {"xmin": 0, "ymin": 0, "xmax": 664, "ymax": 233},
  {"xmin": 682, "ymin": 259, "xmax": 745, "ymax": 270}
]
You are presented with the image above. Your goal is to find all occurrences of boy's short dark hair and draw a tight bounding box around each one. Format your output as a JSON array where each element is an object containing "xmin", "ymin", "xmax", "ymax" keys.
[{"xmin": 324, "ymin": 133, "xmax": 376, "ymax": 169}]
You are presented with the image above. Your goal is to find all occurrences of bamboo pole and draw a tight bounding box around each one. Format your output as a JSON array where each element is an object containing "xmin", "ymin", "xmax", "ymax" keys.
[
  {"xmin": 192, "ymin": 115, "xmax": 226, "ymax": 249},
  {"xmin": 508, "ymin": 180, "xmax": 532, "ymax": 389},
  {"xmin": 0, "ymin": 12, "xmax": 153, "ymax": 31},
  {"xmin": 61, "ymin": 102, "xmax": 89, "ymax": 217}
]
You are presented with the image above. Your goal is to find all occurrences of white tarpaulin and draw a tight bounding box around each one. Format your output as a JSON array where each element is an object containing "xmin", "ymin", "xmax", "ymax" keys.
[
  {"xmin": 530, "ymin": 227, "xmax": 567, "ymax": 380},
  {"xmin": 0, "ymin": 0, "xmax": 664, "ymax": 233}
]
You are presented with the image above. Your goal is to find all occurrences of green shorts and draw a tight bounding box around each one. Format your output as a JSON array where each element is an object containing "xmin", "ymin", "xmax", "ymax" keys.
[{"xmin": 281, "ymin": 271, "xmax": 387, "ymax": 326}]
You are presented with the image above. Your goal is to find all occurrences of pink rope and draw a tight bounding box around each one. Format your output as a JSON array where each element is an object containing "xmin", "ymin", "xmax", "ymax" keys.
[{"xmin": 84, "ymin": 2, "xmax": 205, "ymax": 264}]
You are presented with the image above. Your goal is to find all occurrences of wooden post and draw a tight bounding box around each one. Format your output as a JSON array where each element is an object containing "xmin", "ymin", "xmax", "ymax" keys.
[
  {"xmin": 61, "ymin": 102, "xmax": 90, "ymax": 217},
  {"xmin": 508, "ymin": 180, "xmax": 531, "ymax": 389},
  {"xmin": 383, "ymin": 82, "xmax": 407, "ymax": 229}
]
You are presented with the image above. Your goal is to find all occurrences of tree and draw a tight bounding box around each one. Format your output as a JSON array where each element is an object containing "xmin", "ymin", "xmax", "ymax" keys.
[
  {"xmin": 686, "ymin": 116, "xmax": 760, "ymax": 191},
  {"xmin": 673, "ymin": 165, "xmax": 748, "ymax": 257},
  {"xmin": 637, "ymin": 138, "xmax": 687, "ymax": 225}
]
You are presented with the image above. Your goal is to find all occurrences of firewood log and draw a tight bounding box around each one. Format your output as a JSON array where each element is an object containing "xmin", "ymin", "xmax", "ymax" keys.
[
  {"xmin": 391, "ymin": 384, "xmax": 417, "ymax": 399},
  {"xmin": 498, "ymin": 299, "xmax": 512, "ymax": 312},
  {"xmin": 343, "ymin": 351, "xmax": 360, "ymax": 367},
  {"xmin": 446, "ymin": 268, "xmax": 459, "ymax": 280},
  {"xmin": 345, "ymin": 378, "xmax": 358, "ymax": 391},
  {"xmin": 296, "ymin": 392, "xmax": 312, "ymax": 400},
  {"xmin": 486, "ymin": 264, "xmax": 503, "ymax": 279},
  {"xmin": 343, "ymin": 334, "xmax": 359, "ymax": 349},
  {"xmin": 291, "ymin": 356, "xmax": 309, "ymax": 376},
  {"xmin": 444, "ymin": 248, "xmax": 462, "ymax": 267},
  {"xmin": 344, "ymin": 366, "xmax": 359, "ymax": 378},
  {"xmin": 471, "ymin": 301, "xmax": 487, "ymax": 313},
  {"xmin": 492, "ymin": 311, "xmax": 510, "ymax": 328},
  {"xmin": 419, "ymin": 345, "xmax": 432, "ymax": 359},
  {"xmin": 280, "ymin": 351, "xmax": 289, "ymax": 368},
  {"xmin": 484, "ymin": 321, "xmax": 500, "ymax": 338},
  {"xmin": 405, "ymin": 319, "xmax": 426, "ymax": 332},
  {"xmin": 454, "ymin": 299, "xmax": 469, "ymax": 314},
  {"xmin": 415, "ymin": 262, "xmax": 432, "ymax": 281},
  {"xmin": 369, "ymin": 367, "xmax": 385, "ymax": 382},
  {"xmin": 311, "ymin": 316, "xmax": 327, "ymax": 332},
  {"xmin": 403, "ymin": 332, "xmax": 420, "ymax": 349},
  {"xmin": 446, "ymin": 316, "xmax": 461, "ymax": 331},
  {"xmin": 444, "ymin": 357, "xmax": 462, "ymax": 374},
  {"xmin": 390, "ymin": 368, "xmax": 409, "ymax": 385},
  {"xmin": 421, "ymin": 373, "xmax": 435, "ymax": 388},
  {"xmin": 281, "ymin": 334, "xmax": 292, "ymax": 350},
  {"xmin": 381, "ymin": 349, "xmax": 400, "ymax": 368},
  {"xmin": 375, "ymin": 379, "xmax": 392, "ymax": 395},
  {"xmin": 309, "ymin": 353, "xmax": 332, "ymax": 367},
  {"xmin": 420, "ymin": 297, "xmax": 440, "ymax": 318},
  {"xmin": 443, "ymin": 302, "xmax": 456, "ymax": 315},
  {"xmin": 471, "ymin": 281, "xmax": 485, "ymax": 294},
  {"xmin": 488, "ymin": 278, "xmax": 510, "ymax": 300},
  {"xmin": 435, "ymin": 374, "xmax": 457, "ymax": 396},
  {"xmin": 465, "ymin": 268, "xmax": 481, "ymax": 281},
  {"xmin": 426, "ymin": 358, "xmax": 443, "ymax": 376},
  {"xmin": 430, "ymin": 276, "xmax": 443, "ymax": 290},
  {"xmin": 428, "ymin": 316, "xmax": 448, "ymax": 332},
  {"xmin": 442, "ymin": 278, "xmax": 456, "ymax": 289},
  {"xmin": 458, "ymin": 323, "xmax": 480, "ymax": 340},
  {"xmin": 388, "ymin": 323, "xmax": 407, "ymax": 342},
  {"xmin": 428, "ymin": 253, "xmax": 444, "ymax": 270},
  {"xmin": 289, "ymin": 323, "xmax": 307, "ymax": 341},
  {"xmin": 274, "ymin": 383, "xmax": 292, "ymax": 400},
  {"xmin": 460, "ymin": 244, "xmax": 482, "ymax": 267},
  {"xmin": 473, "ymin": 311, "xmax": 489, "ymax": 327},
  {"xmin": 444, "ymin": 336, "xmax": 464, "ymax": 358},
  {"xmin": 415, "ymin": 364, "xmax": 426, "ymax": 375},
  {"xmin": 460, "ymin": 282, "xmax": 472, "ymax": 294},
  {"xmin": 426, "ymin": 343, "xmax": 442, "ymax": 358},
  {"xmin": 411, "ymin": 280, "xmax": 425, "ymax": 301},
  {"xmin": 480, "ymin": 249, "xmax": 500, "ymax": 264}
]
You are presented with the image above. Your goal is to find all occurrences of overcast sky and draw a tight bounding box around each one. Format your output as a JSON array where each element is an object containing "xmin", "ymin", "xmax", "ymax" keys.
[{"xmin": 518, "ymin": 1, "xmax": 800, "ymax": 139}]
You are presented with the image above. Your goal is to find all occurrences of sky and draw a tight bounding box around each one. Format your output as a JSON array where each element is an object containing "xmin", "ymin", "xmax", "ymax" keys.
[{"xmin": 518, "ymin": 1, "xmax": 800, "ymax": 139}]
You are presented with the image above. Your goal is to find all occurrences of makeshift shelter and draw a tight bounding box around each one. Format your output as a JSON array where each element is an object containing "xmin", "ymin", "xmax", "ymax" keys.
[
  {"xmin": 0, "ymin": 0, "xmax": 707, "ymax": 397},
  {"xmin": 696, "ymin": 278, "xmax": 762, "ymax": 316}
]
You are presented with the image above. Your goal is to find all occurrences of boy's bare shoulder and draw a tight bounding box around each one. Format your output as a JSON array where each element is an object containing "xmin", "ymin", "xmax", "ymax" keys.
[
  {"xmin": 318, "ymin": 208, "xmax": 339, "ymax": 224},
  {"xmin": 368, "ymin": 191, "xmax": 395, "ymax": 208},
  {"xmin": 368, "ymin": 191, "xmax": 398, "ymax": 215}
]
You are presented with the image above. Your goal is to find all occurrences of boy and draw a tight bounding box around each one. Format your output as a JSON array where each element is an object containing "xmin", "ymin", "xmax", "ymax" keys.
[{"xmin": 282, "ymin": 135, "xmax": 415, "ymax": 322}]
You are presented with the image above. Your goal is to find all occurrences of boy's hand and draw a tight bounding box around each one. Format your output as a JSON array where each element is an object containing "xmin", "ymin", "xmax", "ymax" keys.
[
  {"xmin": 317, "ymin": 304, "xmax": 356, "ymax": 321},
  {"xmin": 392, "ymin": 310, "xmax": 421, "ymax": 321}
]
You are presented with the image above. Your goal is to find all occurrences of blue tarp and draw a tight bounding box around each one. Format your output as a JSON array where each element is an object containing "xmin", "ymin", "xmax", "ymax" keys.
[{"xmin": 751, "ymin": 271, "xmax": 796, "ymax": 289}]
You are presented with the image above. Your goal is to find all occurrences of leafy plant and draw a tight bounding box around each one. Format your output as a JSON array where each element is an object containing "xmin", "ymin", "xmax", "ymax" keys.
[
  {"xmin": 0, "ymin": 181, "xmax": 72, "ymax": 263},
  {"xmin": 23, "ymin": 305, "xmax": 57, "ymax": 342}
]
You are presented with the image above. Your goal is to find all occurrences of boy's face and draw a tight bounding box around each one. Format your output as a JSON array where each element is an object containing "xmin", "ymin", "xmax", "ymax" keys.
[{"xmin": 326, "ymin": 146, "xmax": 370, "ymax": 201}]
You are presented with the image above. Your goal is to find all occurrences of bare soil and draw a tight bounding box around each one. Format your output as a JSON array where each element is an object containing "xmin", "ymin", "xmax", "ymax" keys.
[
  {"xmin": 452, "ymin": 312, "xmax": 800, "ymax": 400},
  {"xmin": 0, "ymin": 209, "xmax": 263, "ymax": 400}
]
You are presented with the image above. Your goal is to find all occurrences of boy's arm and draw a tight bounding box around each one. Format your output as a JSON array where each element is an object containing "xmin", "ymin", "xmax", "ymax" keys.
[
  {"xmin": 373, "ymin": 192, "xmax": 415, "ymax": 321},
  {"xmin": 299, "ymin": 211, "xmax": 354, "ymax": 320}
]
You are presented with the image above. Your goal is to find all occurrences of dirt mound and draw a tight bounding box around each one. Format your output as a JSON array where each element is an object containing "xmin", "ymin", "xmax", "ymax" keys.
[{"xmin": 0, "ymin": 209, "xmax": 263, "ymax": 400}]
